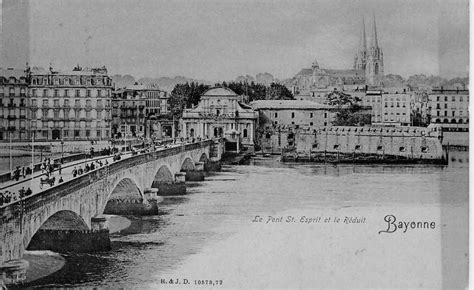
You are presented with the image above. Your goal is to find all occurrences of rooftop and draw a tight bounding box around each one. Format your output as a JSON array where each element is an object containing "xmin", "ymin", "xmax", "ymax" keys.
[
  {"xmin": 0, "ymin": 68, "xmax": 26, "ymax": 79},
  {"xmin": 202, "ymin": 87, "xmax": 237, "ymax": 97},
  {"xmin": 30, "ymin": 66, "xmax": 108, "ymax": 76}
]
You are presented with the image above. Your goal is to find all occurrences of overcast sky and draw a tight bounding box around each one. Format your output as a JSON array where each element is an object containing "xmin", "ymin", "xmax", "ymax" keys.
[{"xmin": 0, "ymin": 0, "xmax": 469, "ymax": 81}]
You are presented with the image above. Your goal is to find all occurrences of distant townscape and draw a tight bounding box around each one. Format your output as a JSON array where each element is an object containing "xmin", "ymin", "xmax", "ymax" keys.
[{"xmin": 0, "ymin": 14, "xmax": 468, "ymax": 154}]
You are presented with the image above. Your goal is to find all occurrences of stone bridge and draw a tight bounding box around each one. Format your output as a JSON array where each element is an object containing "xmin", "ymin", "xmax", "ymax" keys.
[{"xmin": 0, "ymin": 140, "xmax": 223, "ymax": 283}]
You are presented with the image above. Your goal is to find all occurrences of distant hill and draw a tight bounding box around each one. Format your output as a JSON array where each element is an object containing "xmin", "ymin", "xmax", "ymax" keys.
[
  {"xmin": 111, "ymin": 75, "xmax": 212, "ymax": 91},
  {"xmin": 255, "ymin": 73, "xmax": 275, "ymax": 85},
  {"xmin": 235, "ymin": 75, "xmax": 255, "ymax": 83}
]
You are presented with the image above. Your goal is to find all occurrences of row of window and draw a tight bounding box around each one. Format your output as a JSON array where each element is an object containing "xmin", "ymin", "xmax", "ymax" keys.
[
  {"xmin": 0, "ymin": 87, "xmax": 26, "ymax": 95},
  {"xmin": 32, "ymin": 109, "xmax": 110, "ymax": 119},
  {"xmin": 435, "ymin": 111, "xmax": 467, "ymax": 117},
  {"xmin": 432, "ymin": 118, "xmax": 469, "ymax": 124},
  {"xmin": 31, "ymin": 121, "xmax": 108, "ymax": 127},
  {"xmin": 32, "ymin": 99, "xmax": 111, "ymax": 107},
  {"xmin": 317, "ymin": 144, "xmax": 430, "ymax": 153},
  {"xmin": 273, "ymin": 121, "xmax": 328, "ymax": 126},
  {"xmin": 384, "ymin": 112, "xmax": 407, "ymax": 115},
  {"xmin": 32, "ymin": 88, "xmax": 111, "ymax": 97},
  {"xmin": 433, "ymin": 96, "xmax": 468, "ymax": 102},
  {"xmin": 31, "ymin": 76, "xmax": 111, "ymax": 87},
  {"xmin": 273, "ymin": 112, "xmax": 329, "ymax": 119}
]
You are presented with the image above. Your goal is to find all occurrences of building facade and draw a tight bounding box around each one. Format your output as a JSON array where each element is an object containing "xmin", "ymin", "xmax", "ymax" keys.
[
  {"xmin": 428, "ymin": 87, "xmax": 469, "ymax": 128},
  {"xmin": 0, "ymin": 68, "xmax": 29, "ymax": 141},
  {"xmin": 181, "ymin": 87, "xmax": 258, "ymax": 151},
  {"xmin": 144, "ymin": 85, "xmax": 170, "ymax": 117},
  {"xmin": 251, "ymin": 100, "xmax": 334, "ymax": 129},
  {"xmin": 111, "ymin": 86, "xmax": 147, "ymax": 139},
  {"xmin": 29, "ymin": 65, "xmax": 113, "ymax": 141},
  {"xmin": 112, "ymin": 84, "xmax": 172, "ymax": 140}
]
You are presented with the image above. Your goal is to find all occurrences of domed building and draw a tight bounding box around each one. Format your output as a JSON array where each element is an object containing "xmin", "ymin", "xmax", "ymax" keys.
[{"xmin": 181, "ymin": 87, "xmax": 258, "ymax": 152}]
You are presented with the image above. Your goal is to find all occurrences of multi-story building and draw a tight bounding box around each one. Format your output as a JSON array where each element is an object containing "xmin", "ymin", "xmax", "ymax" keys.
[
  {"xmin": 251, "ymin": 100, "xmax": 334, "ymax": 129},
  {"xmin": 144, "ymin": 84, "xmax": 170, "ymax": 117},
  {"xmin": 0, "ymin": 68, "xmax": 30, "ymax": 141},
  {"xmin": 381, "ymin": 93, "xmax": 411, "ymax": 126},
  {"xmin": 111, "ymin": 84, "xmax": 172, "ymax": 139},
  {"xmin": 29, "ymin": 65, "xmax": 113, "ymax": 141},
  {"xmin": 181, "ymin": 87, "xmax": 258, "ymax": 152},
  {"xmin": 428, "ymin": 87, "xmax": 469, "ymax": 128},
  {"xmin": 111, "ymin": 85, "xmax": 147, "ymax": 139},
  {"xmin": 365, "ymin": 90, "xmax": 411, "ymax": 126}
]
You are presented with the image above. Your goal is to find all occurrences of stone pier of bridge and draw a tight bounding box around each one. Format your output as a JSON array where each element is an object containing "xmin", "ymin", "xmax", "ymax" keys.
[{"xmin": 0, "ymin": 139, "xmax": 224, "ymax": 286}]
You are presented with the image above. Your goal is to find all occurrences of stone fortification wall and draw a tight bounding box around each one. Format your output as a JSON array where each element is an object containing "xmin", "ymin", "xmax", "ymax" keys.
[{"xmin": 294, "ymin": 126, "xmax": 445, "ymax": 160}]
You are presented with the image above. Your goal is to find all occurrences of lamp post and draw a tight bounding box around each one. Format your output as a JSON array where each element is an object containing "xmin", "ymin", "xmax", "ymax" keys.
[
  {"xmin": 60, "ymin": 139, "xmax": 64, "ymax": 164},
  {"xmin": 9, "ymin": 129, "xmax": 12, "ymax": 174}
]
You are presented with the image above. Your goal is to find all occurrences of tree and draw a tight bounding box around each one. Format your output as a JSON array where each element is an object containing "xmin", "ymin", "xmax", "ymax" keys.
[
  {"xmin": 169, "ymin": 82, "xmax": 210, "ymax": 117},
  {"xmin": 215, "ymin": 81, "xmax": 294, "ymax": 102},
  {"xmin": 326, "ymin": 91, "xmax": 371, "ymax": 126},
  {"xmin": 267, "ymin": 83, "xmax": 294, "ymax": 100}
]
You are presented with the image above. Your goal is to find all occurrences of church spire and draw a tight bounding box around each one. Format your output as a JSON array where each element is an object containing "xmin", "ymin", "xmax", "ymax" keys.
[
  {"xmin": 359, "ymin": 16, "xmax": 367, "ymax": 51},
  {"xmin": 371, "ymin": 12, "xmax": 378, "ymax": 48}
]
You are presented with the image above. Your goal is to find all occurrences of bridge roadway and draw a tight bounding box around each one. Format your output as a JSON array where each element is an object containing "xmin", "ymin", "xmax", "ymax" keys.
[
  {"xmin": 0, "ymin": 141, "xmax": 191, "ymax": 209},
  {"xmin": 0, "ymin": 139, "xmax": 222, "ymax": 285}
]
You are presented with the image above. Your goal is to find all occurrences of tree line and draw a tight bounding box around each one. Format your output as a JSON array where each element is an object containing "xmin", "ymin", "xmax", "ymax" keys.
[{"xmin": 169, "ymin": 81, "xmax": 294, "ymax": 117}]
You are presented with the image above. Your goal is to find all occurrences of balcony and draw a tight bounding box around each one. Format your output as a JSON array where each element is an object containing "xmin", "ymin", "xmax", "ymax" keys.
[
  {"xmin": 19, "ymin": 103, "xmax": 26, "ymax": 107},
  {"xmin": 19, "ymin": 114, "xmax": 27, "ymax": 119},
  {"xmin": 7, "ymin": 115, "xmax": 17, "ymax": 120},
  {"xmin": 8, "ymin": 103, "xmax": 16, "ymax": 107}
]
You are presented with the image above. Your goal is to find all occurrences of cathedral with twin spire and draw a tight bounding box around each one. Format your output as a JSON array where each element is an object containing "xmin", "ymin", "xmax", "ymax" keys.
[
  {"xmin": 290, "ymin": 14, "xmax": 384, "ymax": 94},
  {"xmin": 354, "ymin": 15, "xmax": 384, "ymax": 86}
]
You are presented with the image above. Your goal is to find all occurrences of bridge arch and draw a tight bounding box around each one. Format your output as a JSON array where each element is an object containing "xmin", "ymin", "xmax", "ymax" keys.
[
  {"xmin": 180, "ymin": 157, "xmax": 195, "ymax": 172},
  {"xmin": 102, "ymin": 177, "xmax": 145, "ymax": 208},
  {"xmin": 26, "ymin": 210, "xmax": 89, "ymax": 251},
  {"xmin": 199, "ymin": 153, "xmax": 209, "ymax": 163},
  {"xmin": 152, "ymin": 164, "xmax": 174, "ymax": 187}
]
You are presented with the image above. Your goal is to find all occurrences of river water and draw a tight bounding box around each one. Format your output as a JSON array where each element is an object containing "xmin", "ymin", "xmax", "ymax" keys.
[{"xmin": 24, "ymin": 150, "xmax": 468, "ymax": 289}]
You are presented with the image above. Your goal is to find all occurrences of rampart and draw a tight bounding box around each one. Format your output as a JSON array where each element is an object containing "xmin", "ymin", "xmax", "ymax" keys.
[{"xmin": 283, "ymin": 126, "xmax": 447, "ymax": 163}]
